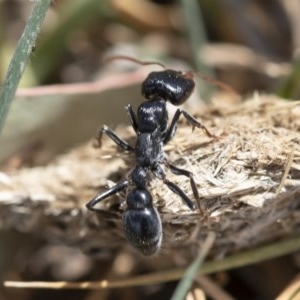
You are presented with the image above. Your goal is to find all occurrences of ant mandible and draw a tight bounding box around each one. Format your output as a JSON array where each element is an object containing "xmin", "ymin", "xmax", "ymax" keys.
[{"xmin": 86, "ymin": 56, "xmax": 227, "ymax": 256}]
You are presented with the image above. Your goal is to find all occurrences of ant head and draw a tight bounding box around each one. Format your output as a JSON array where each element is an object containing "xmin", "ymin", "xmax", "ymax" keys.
[
  {"xmin": 142, "ymin": 70, "xmax": 195, "ymax": 106},
  {"xmin": 105, "ymin": 55, "xmax": 238, "ymax": 105},
  {"xmin": 142, "ymin": 69, "xmax": 238, "ymax": 103},
  {"xmin": 105, "ymin": 56, "xmax": 195, "ymax": 105},
  {"xmin": 123, "ymin": 188, "xmax": 162, "ymax": 255}
]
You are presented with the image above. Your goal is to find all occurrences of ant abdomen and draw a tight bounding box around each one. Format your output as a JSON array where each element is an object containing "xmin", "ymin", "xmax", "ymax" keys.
[
  {"xmin": 123, "ymin": 208, "xmax": 162, "ymax": 256},
  {"xmin": 142, "ymin": 70, "xmax": 195, "ymax": 106},
  {"xmin": 123, "ymin": 189, "xmax": 162, "ymax": 255}
]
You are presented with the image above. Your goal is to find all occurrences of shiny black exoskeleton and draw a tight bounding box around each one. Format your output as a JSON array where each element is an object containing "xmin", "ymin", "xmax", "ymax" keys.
[
  {"xmin": 142, "ymin": 70, "xmax": 195, "ymax": 105},
  {"xmin": 86, "ymin": 57, "xmax": 214, "ymax": 256}
]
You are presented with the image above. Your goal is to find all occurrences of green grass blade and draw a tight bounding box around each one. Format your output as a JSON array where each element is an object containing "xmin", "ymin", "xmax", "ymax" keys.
[
  {"xmin": 171, "ymin": 232, "xmax": 216, "ymax": 300},
  {"xmin": 33, "ymin": 0, "xmax": 110, "ymax": 82},
  {"xmin": 180, "ymin": 0, "xmax": 215, "ymax": 100},
  {"xmin": 0, "ymin": 0, "xmax": 52, "ymax": 135},
  {"xmin": 277, "ymin": 57, "xmax": 300, "ymax": 99}
]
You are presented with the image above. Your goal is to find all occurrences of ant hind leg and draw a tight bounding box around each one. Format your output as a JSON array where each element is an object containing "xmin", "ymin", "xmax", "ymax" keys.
[{"xmin": 86, "ymin": 179, "xmax": 129, "ymax": 212}]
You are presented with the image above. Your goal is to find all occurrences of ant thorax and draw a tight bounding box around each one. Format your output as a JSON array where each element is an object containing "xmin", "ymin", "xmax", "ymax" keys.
[{"xmin": 137, "ymin": 98, "xmax": 168, "ymax": 133}]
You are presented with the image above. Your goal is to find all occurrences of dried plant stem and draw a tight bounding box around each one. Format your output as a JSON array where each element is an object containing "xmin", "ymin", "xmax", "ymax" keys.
[
  {"xmin": 4, "ymin": 235, "xmax": 300, "ymax": 290},
  {"xmin": 276, "ymin": 273, "xmax": 300, "ymax": 300}
]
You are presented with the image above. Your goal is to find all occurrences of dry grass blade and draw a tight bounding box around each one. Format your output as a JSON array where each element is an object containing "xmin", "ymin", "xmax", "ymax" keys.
[
  {"xmin": 275, "ymin": 146, "xmax": 295, "ymax": 197},
  {"xmin": 276, "ymin": 273, "xmax": 300, "ymax": 300},
  {"xmin": 195, "ymin": 277, "xmax": 234, "ymax": 300},
  {"xmin": 4, "ymin": 236, "xmax": 300, "ymax": 290}
]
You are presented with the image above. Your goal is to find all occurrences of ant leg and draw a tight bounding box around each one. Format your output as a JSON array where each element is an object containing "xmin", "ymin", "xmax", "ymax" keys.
[
  {"xmin": 164, "ymin": 179, "xmax": 196, "ymax": 211},
  {"xmin": 164, "ymin": 160, "xmax": 199, "ymax": 200},
  {"xmin": 94, "ymin": 125, "xmax": 134, "ymax": 152},
  {"xmin": 163, "ymin": 109, "xmax": 215, "ymax": 144},
  {"xmin": 152, "ymin": 165, "xmax": 196, "ymax": 211},
  {"xmin": 86, "ymin": 179, "xmax": 129, "ymax": 212},
  {"xmin": 164, "ymin": 160, "xmax": 203, "ymax": 214},
  {"xmin": 125, "ymin": 104, "xmax": 138, "ymax": 133}
]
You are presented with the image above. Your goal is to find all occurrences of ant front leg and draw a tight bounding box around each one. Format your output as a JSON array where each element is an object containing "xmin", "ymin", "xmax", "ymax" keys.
[
  {"xmin": 86, "ymin": 179, "xmax": 129, "ymax": 212},
  {"xmin": 94, "ymin": 125, "xmax": 134, "ymax": 152},
  {"xmin": 125, "ymin": 104, "xmax": 138, "ymax": 133},
  {"xmin": 163, "ymin": 109, "xmax": 215, "ymax": 145}
]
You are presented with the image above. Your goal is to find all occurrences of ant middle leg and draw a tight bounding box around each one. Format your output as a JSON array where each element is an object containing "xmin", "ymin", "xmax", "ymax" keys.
[
  {"xmin": 152, "ymin": 165, "xmax": 196, "ymax": 211},
  {"xmin": 164, "ymin": 159, "xmax": 204, "ymax": 214},
  {"xmin": 163, "ymin": 109, "xmax": 215, "ymax": 144},
  {"xmin": 86, "ymin": 179, "xmax": 129, "ymax": 212},
  {"xmin": 164, "ymin": 159, "xmax": 199, "ymax": 200},
  {"xmin": 163, "ymin": 179, "xmax": 196, "ymax": 211},
  {"xmin": 94, "ymin": 125, "xmax": 134, "ymax": 152}
]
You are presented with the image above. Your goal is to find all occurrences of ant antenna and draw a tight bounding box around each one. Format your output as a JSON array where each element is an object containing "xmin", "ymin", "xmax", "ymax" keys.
[
  {"xmin": 105, "ymin": 55, "xmax": 238, "ymax": 96},
  {"xmin": 104, "ymin": 55, "xmax": 166, "ymax": 69},
  {"xmin": 184, "ymin": 71, "xmax": 239, "ymax": 96}
]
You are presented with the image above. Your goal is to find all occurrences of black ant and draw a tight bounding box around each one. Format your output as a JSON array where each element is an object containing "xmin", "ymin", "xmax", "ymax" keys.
[{"xmin": 86, "ymin": 56, "xmax": 232, "ymax": 256}]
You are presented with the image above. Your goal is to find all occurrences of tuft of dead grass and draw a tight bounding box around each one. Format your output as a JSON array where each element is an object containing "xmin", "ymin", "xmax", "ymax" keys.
[{"xmin": 0, "ymin": 94, "xmax": 300, "ymax": 258}]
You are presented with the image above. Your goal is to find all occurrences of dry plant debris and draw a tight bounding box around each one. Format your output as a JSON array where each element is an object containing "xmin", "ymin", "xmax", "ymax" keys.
[{"xmin": 0, "ymin": 95, "xmax": 300, "ymax": 258}]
